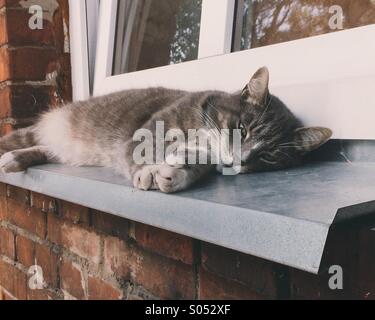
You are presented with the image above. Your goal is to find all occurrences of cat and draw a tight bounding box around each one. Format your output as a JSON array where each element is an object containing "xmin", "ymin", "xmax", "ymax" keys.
[{"xmin": 0, "ymin": 67, "xmax": 332, "ymax": 193}]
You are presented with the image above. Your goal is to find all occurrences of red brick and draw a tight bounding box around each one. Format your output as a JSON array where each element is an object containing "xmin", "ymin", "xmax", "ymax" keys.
[
  {"xmin": 4, "ymin": 9, "xmax": 55, "ymax": 46},
  {"xmin": 131, "ymin": 248, "xmax": 196, "ymax": 300},
  {"xmin": 0, "ymin": 47, "xmax": 58, "ymax": 82},
  {"xmin": 91, "ymin": 210, "xmax": 129, "ymax": 239},
  {"xmin": 8, "ymin": 199, "xmax": 47, "ymax": 239},
  {"xmin": 12, "ymin": 47, "xmax": 58, "ymax": 81},
  {"xmin": 0, "ymin": 86, "xmax": 53, "ymax": 119},
  {"xmin": 88, "ymin": 277, "xmax": 122, "ymax": 300},
  {"xmin": 48, "ymin": 214, "xmax": 100, "ymax": 264},
  {"xmin": 0, "ymin": 195, "xmax": 7, "ymax": 221},
  {"xmin": 200, "ymin": 269, "xmax": 265, "ymax": 300},
  {"xmin": 60, "ymin": 259, "xmax": 85, "ymax": 300},
  {"xmin": 16, "ymin": 235, "xmax": 34, "ymax": 267},
  {"xmin": 35, "ymin": 243, "xmax": 59, "ymax": 288},
  {"xmin": 103, "ymin": 236, "xmax": 196, "ymax": 299},
  {"xmin": 0, "ymin": 226, "xmax": 15, "ymax": 259},
  {"xmin": 0, "ymin": 47, "xmax": 11, "ymax": 82},
  {"xmin": 31, "ymin": 192, "xmax": 57, "ymax": 214},
  {"xmin": 27, "ymin": 288, "xmax": 60, "ymax": 300},
  {"xmin": 0, "ymin": 0, "xmax": 25, "ymax": 8},
  {"xmin": 201, "ymin": 243, "xmax": 279, "ymax": 298},
  {"xmin": 103, "ymin": 236, "xmax": 131, "ymax": 279},
  {"xmin": 290, "ymin": 225, "xmax": 360, "ymax": 300},
  {"xmin": 58, "ymin": 200, "xmax": 90, "ymax": 225},
  {"xmin": 289, "ymin": 269, "xmax": 339, "ymax": 300},
  {"xmin": 0, "ymin": 287, "xmax": 16, "ymax": 300},
  {"xmin": 0, "ymin": 183, "xmax": 7, "ymax": 197},
  {"xmin": 133, "ymin": 223, "xmax": 194, "ymax": 265},
  {"xmin": 0, "ymin": 13, "xmax": 7, "ymax": 46},
  {"xmin": 0, "ymin": 259, "xmax": 27, "ymax": 300},
  {"xmin": 354, "ymin": 228, "xmax": 375, "ymax": 299},
  {"xmin": 0, "ymin": 86, "xmax": 11, "ymax": 119},
  {"xmin": 7, "ymin": 185, "xmax": 30, "ymax": 205}
]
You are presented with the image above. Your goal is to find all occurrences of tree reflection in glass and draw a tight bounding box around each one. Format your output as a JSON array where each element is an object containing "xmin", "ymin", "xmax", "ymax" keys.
[
  {"xmin": 113, "ymin": 0, "xmax": 202, "ymax": 75},
  {"xmin": 234, "ymin": 0, "xmax": 375, "ymax": 51}
]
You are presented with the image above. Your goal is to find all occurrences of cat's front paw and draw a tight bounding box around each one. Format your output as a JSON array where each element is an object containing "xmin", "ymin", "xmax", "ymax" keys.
[
  {"xmin": 133, "ymin": 166, "xmax": 159, "ymax": 191},
  {"xmin": 132, "ymin": 165, "xmax": 188, "ymax": 193},
  {"xmin": 153, "ymin": 165, "xmax": 188, "ymax": 193},
  {"xmin": 0, "ymin": 151, "xmax": 25, "ymax": 173}
]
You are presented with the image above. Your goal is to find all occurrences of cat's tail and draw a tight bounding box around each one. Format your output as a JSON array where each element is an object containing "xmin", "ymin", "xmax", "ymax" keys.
[{"xmin": 0, "ymin": 126, "xmax": 37, "ymax": 155}]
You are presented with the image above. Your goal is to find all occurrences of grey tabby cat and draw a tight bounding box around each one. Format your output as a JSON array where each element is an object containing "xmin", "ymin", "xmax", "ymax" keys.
[{"xmin": 0, "ymin": 67, "xmax": 332, "ymax": 193}]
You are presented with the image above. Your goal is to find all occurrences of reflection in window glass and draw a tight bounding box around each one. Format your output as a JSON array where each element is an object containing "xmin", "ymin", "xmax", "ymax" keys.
[
  {"xmin": 233, "ymin": 0, "xmax": 375, "ymax": 51},
  {"xmin": 113, "ymin": 0, "xmax": 202, "ymax": 75}
]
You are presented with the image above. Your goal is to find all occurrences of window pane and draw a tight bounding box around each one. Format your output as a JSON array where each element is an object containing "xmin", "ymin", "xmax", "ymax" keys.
[
  {"xmin": 233, "ymin": 0, "xmax": 375, "ymax": 51},
  {"xmin": 113, "ymin": 0, "xmax": 202, "ymax": 75}
]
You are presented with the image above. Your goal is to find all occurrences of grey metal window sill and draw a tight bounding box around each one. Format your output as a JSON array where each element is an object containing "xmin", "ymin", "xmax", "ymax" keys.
[{"xmin": 1, "ymin": 161, "xmax": 375, "ymax": 274}]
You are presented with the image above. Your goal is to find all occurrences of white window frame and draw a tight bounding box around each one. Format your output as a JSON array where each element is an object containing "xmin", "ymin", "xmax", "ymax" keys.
[
  {"xmin": 69, "ymin": 0, "xmax": 100, "ymax": 101},
  {"xmin": 93, "ymin": 0, "xmax": 236, "ymax": 95},
  {"xmin": 88, "ymin": 0, "xmax": 375, "ymax": 140}
]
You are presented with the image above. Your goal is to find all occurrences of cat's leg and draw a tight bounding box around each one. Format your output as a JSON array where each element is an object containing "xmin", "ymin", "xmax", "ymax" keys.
[
  {"xmin": 117, "ymin": 139, "xmax": 214, "ymax": 193},
  {"xmin": 133, "ymin": 164, "xmax": 214, "ymax": 193},
  {"xmin": 0, "ymin": 126, "xmax": 37, "ymax": 156},
  {"xmin": 0, "ymin": 146, "xmax": 56, "ymax": 173}
]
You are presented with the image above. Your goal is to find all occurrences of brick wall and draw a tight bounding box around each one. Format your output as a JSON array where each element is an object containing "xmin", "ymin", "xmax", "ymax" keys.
[
  {"xmin": 0, "ymin": 183, "xmax": 276, "ymax": 300},
  {"xmin": 0, "ymin": 0, "xmax": 71, "ymax": 135},
  {"xmin": 0, "ymin": 183, "xmax": 374, "ymax": 300}
]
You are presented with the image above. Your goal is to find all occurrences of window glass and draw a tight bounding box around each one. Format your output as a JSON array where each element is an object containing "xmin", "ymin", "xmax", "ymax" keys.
[
  {"xmin": 233, "ymin": 0, "xmax": 375, "ymax": 51},
  {"xmin": 113, "ymin": 0, "xmax": 202, "ymax": 75}
]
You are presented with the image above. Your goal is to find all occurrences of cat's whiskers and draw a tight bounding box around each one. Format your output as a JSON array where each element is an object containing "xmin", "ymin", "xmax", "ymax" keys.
[
  {"xmin": 276, "ymin": 149, "xmax": 294, "ymax": 160},
  {"xmin": 257, "ymin": 94, "xmax": 273, "ymax": 123},
  {"xmin": 277, "ymin": 140, "xmax": 303, "ymax": 147},
  {"xmin": 191, "ymin": 104, "xmax": 232, "ymax": 163},
  {"xmin": 191, "ymin": 104, "xmax": 222, "ymax": 148},
  {"xmin": 279, "ymin": 146, "xmax": 298, "ymax": 150}
]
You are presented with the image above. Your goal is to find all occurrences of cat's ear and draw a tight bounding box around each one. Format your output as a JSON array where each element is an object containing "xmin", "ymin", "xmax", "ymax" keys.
[
  {"xmin": 242, "ymin": 67, "xmax": 269, "ymax": 105},
  {"xmin": 292, "ymin": 127, "xmax": 333, "ymax": 154}
]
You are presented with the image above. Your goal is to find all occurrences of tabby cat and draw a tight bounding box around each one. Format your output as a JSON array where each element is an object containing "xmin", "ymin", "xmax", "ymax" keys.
[{"xmin": 0, "ymin": 67, "xmax": 332, "ymax": 193}]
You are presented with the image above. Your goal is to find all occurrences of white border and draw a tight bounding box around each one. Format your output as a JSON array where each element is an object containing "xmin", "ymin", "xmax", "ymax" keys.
[
  {"xmin": 69, "ymin": 0, "xmax": 99, "ymax": 101},
  {"xmin": 198, "ymin": 0, "xmax": 236, "ymax": 58},
  {"xmin": 94, "ymin": 0, "xmax": 118, "ymax": 95},
  {"xmin": 93, "ymin": 1, "xmax": 375, "ymax": 139},
  {"xmin": 86, "ymin": 0, "xmax": 100, "ymax": 94}
]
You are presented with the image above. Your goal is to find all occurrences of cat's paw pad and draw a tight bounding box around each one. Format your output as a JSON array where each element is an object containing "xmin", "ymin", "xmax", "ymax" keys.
[
  {"xmin": 132, "ymin": 165, "xmax": 188, "ymax": 193},
  {"xmin": 0, "ymin": 151, "xmax": 24, "ymax": 173},
  {"xmin": 154, "ymin": 165, "xmax": 187, "ymax": 193},
  {"xmin": 133, "ymin": 166, "xmax": 158, "ymax": 191}
]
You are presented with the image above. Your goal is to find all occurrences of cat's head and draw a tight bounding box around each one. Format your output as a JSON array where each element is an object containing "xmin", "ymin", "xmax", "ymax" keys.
[
  {"xmin": 237, "ymin": 67, "xmax": 332, "ymax": 172},
  {"xmin": 207, "ymin": 67, "xmax": 332, "ymax": 173}
]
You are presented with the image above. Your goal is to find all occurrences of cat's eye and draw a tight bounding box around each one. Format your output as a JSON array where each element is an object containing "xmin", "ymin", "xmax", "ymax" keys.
[{"xmin": 239, "ymin": 123, "xmax": 247, "ymax": 139}]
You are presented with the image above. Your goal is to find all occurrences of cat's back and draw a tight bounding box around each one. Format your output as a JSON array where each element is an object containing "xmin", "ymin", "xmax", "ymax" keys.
[
  {"xmin": 87, "ymin": 87, "xmax": 187, "ymax": 113},
  {"xmin": 36, "ymin": 87, "xmax": 189, "ymax": 146},
  {"xmin": 73, "ymin": 87, "xmax": 185, "ymax": 127},
  {"xmin": 34, "ymin": 88, "xmax": 189, "ymax": 164}
]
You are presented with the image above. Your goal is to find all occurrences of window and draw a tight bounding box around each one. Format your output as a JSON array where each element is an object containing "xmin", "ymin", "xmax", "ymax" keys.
[
  {"xmin": 113, "ymin": 0, "xmax": 203, "ymax": 74},
  {"xmin": 233, "ymin": 0, "xmax": 375, "ymax": 51},
  {"xmin": 93, "ymin": 0, "xmax": 235, "ymax": 95},
  {"xmin": 69, "ymin": 0, "xmax": 100, "ymax": 100},
  {"xmin": 70, "ymin": 0, "xmax": 375, "ymax": 139}
]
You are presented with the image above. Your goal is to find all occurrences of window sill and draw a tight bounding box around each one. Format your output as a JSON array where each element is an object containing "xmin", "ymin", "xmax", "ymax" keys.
[{"xmin": 1, "ymin": 161, "xmax": 375, "ymax": 274}]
